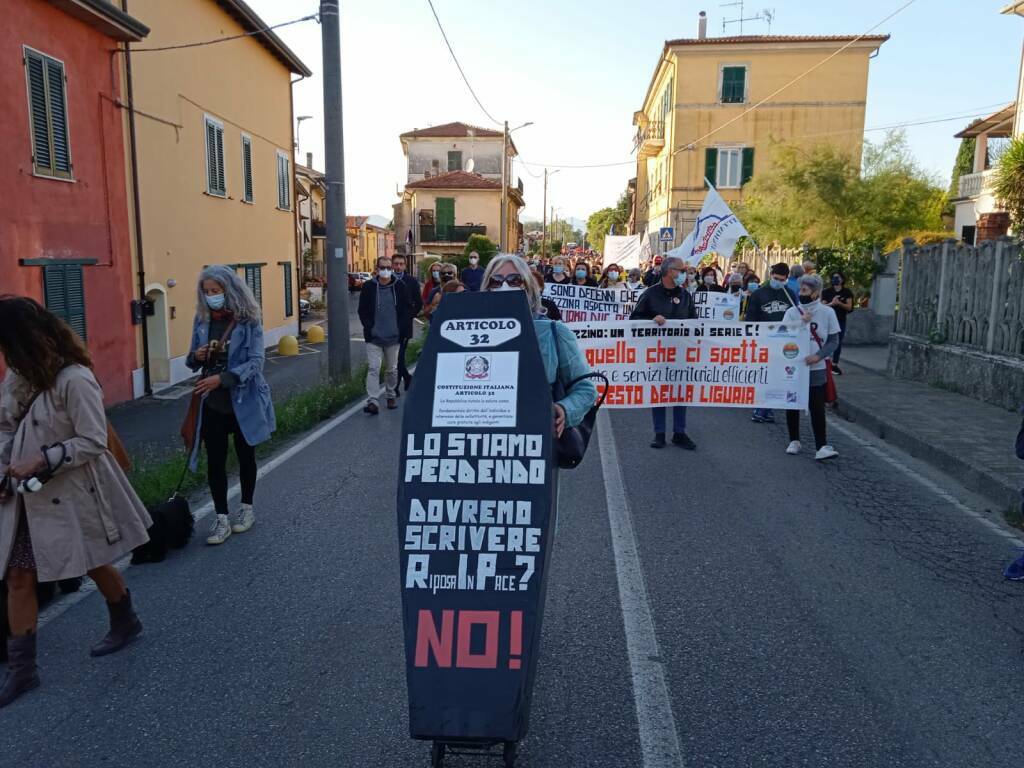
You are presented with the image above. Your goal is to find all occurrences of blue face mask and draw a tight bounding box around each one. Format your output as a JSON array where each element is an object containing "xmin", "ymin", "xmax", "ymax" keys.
[
  {"xmin": 770, "ymin": 278, "xmax": 784, "ymax": 290},
  {"xmin": 553, "ymin": 265, "xmax": 564, "ymax": 274},
  {"xmin": 747, "ymin": 282, "xmax": 760, "ymax": 292},
  {"xmin": 673, "ymin": 273, "xmax": 687, "ymax": 287},
  {"xmin": 575, "ymin": 269, "xmax": 587, "ymax": 279},
  {"xmin": 205, "ymin": 293, "xmax": 226, "ymax": 311}
]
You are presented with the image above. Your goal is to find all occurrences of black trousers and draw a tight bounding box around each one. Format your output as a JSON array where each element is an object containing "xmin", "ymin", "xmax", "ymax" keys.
[
  {"xmin": 786, "ymin": 384, "xmax": 828, "ymax": 450},
  {"xmin": 202, "ymin": 406, "xmax": 257, "ymax": 516},
  {"xmin": 397, "ymin": 337, "xmax": 412, "ymax": 384}
]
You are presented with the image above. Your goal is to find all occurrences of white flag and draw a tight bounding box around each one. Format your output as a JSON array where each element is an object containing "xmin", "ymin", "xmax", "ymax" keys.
[{"xmin": 667, "ymin": 182, "xmax": 749, "ymax": 267}]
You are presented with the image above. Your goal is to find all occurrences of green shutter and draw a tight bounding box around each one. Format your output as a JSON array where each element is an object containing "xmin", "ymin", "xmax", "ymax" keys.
[
  {"xmin": 722, "ymin": 66, "xmax": 746, "ymax": 104},
  {"xmin": 26, "ymin": 52, "xmax": 51, "ymax": 173},
  {"xmin": 283, "ymin": 264, "xmax": 293, "ymax": 317},
  {"xmin": 245, "ymin": 265, "xmax": 262, "ymax": 307},
  {"xmin": 741, "ymin": 148, "xmax": 755, "ymax": 186},
  {"xmin": 447, "ymin": 151, "xmax": 462, "ymax": 172},
  {"xmin": 277, "ymin": 154, "xmax": 290, "ymax": 209},
  {"xmin": 242, "ymin": 137, "xmax": 253, "ymax": 202},
  {"xmin": 435, "ymin": 197, "xmax": 455, "ymax": 240},
  {"xmin": 25, "ymin": 49, "xmax": 71, "ymax": 179},
  {"xmin": 46, "ymin": 59, "xmax": 70, "ymax": 174},
  {"xmin": 205, "ymin": 118, "xmax": 225, "ymax": 195},
  {"xmin": 704, "ymin": 148, "xmax": 718, "ymax": 188},
  {"xmin": 44, "ymin": 264, "xmax": 87, "ymax": 341}
]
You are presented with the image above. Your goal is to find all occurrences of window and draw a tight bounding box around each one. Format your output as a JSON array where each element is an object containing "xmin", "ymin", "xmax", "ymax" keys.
[
  {"xmin": 660, "ymin": 77, "xmax": 674, "ymax": 125},
  {"xmin": 276, "ymin": 151, "xmax": 291, "ymax": 210},
  {"xmin": 962, "ymin": 225, "xmax": 976, "ymax": 246},
  {"xmin": 24, "ymin": 48, "xmax": 72, "ymax": 180},
  {"xmin": 244, "ymin": 265, "xmax": 262, "ymax": 307},
  {"xmin": 720, "ymin": 65, "xmax": 747, "ymax": 104},
  {"xmin": 435, "ymin": 197, "xmax": 455, "ymax": 240},
  {"xmin": 705, "ymin": 147, "xmax": 754, "ymax": 189},
  {"xmin": 205, "ymin": 115, "xmax": 226, "ymax": 196},
  {"xmin": 241, "ymin": 135, "xmax": 254, "ymax": 203},
  {"xmin": 447, "ymin": 150, "xmax": 462, "ymax": 172},
  {"xmin": 44, "ymin": 263, "xmax": 87, "ymax": 340},
  {"xmin": 282, "ymin": 263, "xmax": 293, "ymax": 317}
]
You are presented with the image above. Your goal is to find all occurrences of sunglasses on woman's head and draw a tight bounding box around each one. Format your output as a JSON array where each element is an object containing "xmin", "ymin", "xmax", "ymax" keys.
[{"xmin": 487, "ymin": 274, "xmax": 524, "ymax": 288}]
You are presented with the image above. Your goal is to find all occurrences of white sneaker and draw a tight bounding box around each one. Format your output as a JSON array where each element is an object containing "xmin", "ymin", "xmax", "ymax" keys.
[
  {"xmin": 786, "ymin": 440, "xmax": 802, "ymax": 455},
  {"xmin": 206, "ymin": 513, "xmax": 232, "ymax": 545},
  {"xmin": 815, "ymin": 445, "xmax": 839, "ymax": 461},
  {"xmin": 229, "ymin": 504, "xmax": 255, "ymax": 534}
]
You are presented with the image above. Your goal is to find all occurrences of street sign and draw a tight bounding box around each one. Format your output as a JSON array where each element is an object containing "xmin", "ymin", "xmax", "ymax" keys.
[{"xmin": 659, "ymin": 227, "xmax": 674, "ymax": 243}]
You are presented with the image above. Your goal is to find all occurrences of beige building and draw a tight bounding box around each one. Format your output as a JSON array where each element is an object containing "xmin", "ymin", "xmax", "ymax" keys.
[
  {"xmin": 632, "ymin": 17, "xmax": 886, "ymax": 249},
  {"xmin": 393, "ymin": 122, "xmax": 523, "ymax": 259},
  {"xmin": 124, "ymin": 0, "xmax": 310, "ymax": 389},
  {"xmin": 296, "ymin": 156, "xmax": 327, "ymax": 280}
]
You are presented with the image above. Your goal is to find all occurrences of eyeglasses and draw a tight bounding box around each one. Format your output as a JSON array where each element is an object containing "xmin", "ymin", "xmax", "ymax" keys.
[
  {"xmin": 487, "ymin": 274, "xmax": 524, "ymax": 288},
  {"xmin": 441, "ymin": 272, "xmax": 456, "ymax": 279}
]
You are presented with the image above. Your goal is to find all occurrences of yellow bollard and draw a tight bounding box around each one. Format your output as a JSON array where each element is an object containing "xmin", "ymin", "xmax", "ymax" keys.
[
  {"xmin": 278, "ymin": 335, "xmax": 299, "ymax": 356},
  {"xmin": 306, "ymin": 324, "xmax": 325, "ymax": 343}
]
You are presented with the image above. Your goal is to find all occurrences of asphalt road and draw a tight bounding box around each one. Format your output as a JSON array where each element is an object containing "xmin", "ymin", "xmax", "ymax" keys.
[{"xmin": 4, "ymin": 402, "xmax": 1024, "ymax": 767}]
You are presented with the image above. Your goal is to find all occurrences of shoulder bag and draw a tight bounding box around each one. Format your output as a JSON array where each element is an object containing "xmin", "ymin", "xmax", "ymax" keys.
[
  {"xmin": 809, "ymin": 323, "xmax": 838, "ymax": 405},
  {"xmin": 549, "ymin": 321, "xmax": 609, "ymax": 469},
  {"xmin": 180, "ymin": 320, "xmax": 236, "ymax": 451}
]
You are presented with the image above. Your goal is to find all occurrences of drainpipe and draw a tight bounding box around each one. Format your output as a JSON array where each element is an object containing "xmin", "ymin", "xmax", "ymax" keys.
[
  {"xmin": 121, "ymin": 0, "xmax": 151, "ymax": 396},
  {"xmin": 291, "ymin": 75, "xmax": 306, "ymax": 336}
]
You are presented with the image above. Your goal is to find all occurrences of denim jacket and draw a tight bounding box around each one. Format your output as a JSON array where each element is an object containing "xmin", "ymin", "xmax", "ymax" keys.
[
  {"xmin": 186, "ymin": 316, "xmax": 276, "ymax": 468},
  {"xmin": 535, "ymin": 319, "xmax": 598, "ymax": 428}
]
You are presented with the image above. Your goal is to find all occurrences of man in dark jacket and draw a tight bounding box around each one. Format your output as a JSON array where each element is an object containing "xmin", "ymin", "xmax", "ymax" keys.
[
  {"xmin": 391, "ymin": 254, "xmax": 422, "ymax": 393},
  {"xmin": 358, "ymin": 256, "xmax": 415, "ymax": 414},
  {"xmin": 642, "ymin": 254, "xmax": 664, "ymax": 287},
  {"xmin": 630, "ymin": 255, "xmax": 697, "ymax": 450},
  {"xmin": 744, "ymin": 262, "xmax": 797, "ymax": 424}
]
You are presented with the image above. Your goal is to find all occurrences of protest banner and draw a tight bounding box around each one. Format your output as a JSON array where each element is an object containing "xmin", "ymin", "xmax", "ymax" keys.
[
  {"xmin": 397, "ymin": 290, "xmax": 556, "ymax": 765},
  {"xmin": 569, "ymin": 319, "xmax": 811, "ymax": 409},
  {"xmin": 542, "ymin": 282, "xmax": 740, "ymax": 323}
]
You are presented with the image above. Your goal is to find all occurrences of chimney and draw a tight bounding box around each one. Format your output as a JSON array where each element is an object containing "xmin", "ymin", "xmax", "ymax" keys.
[
  {"xmin": 698, "ymin": 11, "xmax": 707, "ymax": 39},
  {"xmin": 306, "ymin": 152, "xmax": 313, "ymax": 168}
]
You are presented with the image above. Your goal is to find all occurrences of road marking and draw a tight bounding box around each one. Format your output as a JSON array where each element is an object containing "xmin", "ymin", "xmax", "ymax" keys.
[
  {"xmin": 39, "ymin": 391, "xmax": 378, "ymax": 628},
  {"xmin": 596, "ymin": 410, "xmax": 685, "ymax": 768},
  {"xmin": 827, "ymin": 418, "xmax": 1023, "ymax": 546}
]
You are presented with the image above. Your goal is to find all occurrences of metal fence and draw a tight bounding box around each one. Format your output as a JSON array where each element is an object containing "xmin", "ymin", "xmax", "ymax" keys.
[
  {"xmin": 896, "ymin": 237, "xmax": 1024, "ymax": 358},
  {"xmin": 736, "ymin": 246, "xmax": 806, "ymax": 281}
]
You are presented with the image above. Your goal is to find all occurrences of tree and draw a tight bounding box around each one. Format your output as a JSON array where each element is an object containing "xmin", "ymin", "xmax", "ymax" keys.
[
  {"xmin": 994, "ymin": 135, "xmax": 1024, "ymax": 230},
  {"xmin": 740, "ymin": 131, "xmax": 945, "ymax": 250},
  {"xmin": 944, "ymin": 135, "xmax": 977, "ymax": 218},
  {"xmin": 587, "ymin": 191, "xmax": 631, "ymax": 253}
]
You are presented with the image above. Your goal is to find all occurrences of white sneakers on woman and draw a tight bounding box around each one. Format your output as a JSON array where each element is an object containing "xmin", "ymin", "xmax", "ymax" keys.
[
  {"xmin": 786, "ymin": 441, "xmax": 802, "ymax": 455},
  {"xmin": 785, "ymin": 441, "xmax": 839, "ymax": 461},
  {"xmin": 206, "ymin": 504, "xmax": 255, "ymax": 545}
]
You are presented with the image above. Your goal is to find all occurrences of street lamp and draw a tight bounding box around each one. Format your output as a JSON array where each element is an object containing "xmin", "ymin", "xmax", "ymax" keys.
[
  {"xmin": 541, "ymin": 169, "xmax": 559, "ymax": 259},
  {"xmin": 295, "ymin": 115, "xmax": 313, "ymax": 160},
  {"xmin": 501, "ymin": 121, "xmax": 534, "ymax": 251}
]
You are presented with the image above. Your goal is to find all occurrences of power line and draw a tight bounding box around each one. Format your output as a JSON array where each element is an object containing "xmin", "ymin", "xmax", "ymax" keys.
[
  {"xmin": 425, "ymin": 0, "xmax": 502, "ymax": 126},
  {"xmin": 128, "ymin": 13, "xmax": 319, "ymax": 53}
]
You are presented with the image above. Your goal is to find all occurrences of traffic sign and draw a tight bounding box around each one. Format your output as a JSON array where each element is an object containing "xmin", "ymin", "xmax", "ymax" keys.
[{"xmin": 659, "ymin": 227, "xmax": 674, "ymax": 243}]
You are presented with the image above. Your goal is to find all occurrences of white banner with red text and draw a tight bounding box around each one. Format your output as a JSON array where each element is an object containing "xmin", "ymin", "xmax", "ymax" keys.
[
  {"xmin": 541, "ymin": 283, "xmax": 740, "ymax": 324},
  {"xmin": 569, "ymin": 320, "xmax": 812, "ymax": 409}
]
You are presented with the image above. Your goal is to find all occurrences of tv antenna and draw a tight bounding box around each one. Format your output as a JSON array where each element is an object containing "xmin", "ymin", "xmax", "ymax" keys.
[{"xmin": 721, "ymin": 1, "xmax": 776, "ymax": 34}]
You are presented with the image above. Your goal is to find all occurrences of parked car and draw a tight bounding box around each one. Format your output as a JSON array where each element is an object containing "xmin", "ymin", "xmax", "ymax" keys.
[
  {"xmin": 348, "ymin": 273, "xmax": 364, "ymax": 291},
  {"xmin": 299, "ymin": 298, "xmax": 310, "ymax": 318}
]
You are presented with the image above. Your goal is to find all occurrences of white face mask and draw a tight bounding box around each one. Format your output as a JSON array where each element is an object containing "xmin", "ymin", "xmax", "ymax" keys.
[
  {"xmin": 607, "ymin": 271, "xmax": 619, "ymax": 281},
  {"xmin": 378, "ymin": 269, "xmax": 392, "ymax": 279},
  {"xmin": 469, "ymin": 257, "xmax": 479, "ymax": 265}
]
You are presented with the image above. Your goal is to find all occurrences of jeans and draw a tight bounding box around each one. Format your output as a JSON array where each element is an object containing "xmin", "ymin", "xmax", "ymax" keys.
[
  {"xmin": 652, "ymin": 406, "xmax": 687, "ymax": 435},
  {"xmin": 397, "ymin": 337, "xmax": 412, "ymax": 384},
  {"xmin": 786, "ymin": 384, "xmax": 828, "ymax": 449},
  {"xmin": 366, "ymin": 342, "xmax": 399, "ymax": 404},
  {"xmin": 833, "ymin": 325, "xmax": 846, "ymax": 366},
  {"xmin": 202, "ymin": 406, "xmax": 257, "ymax": 516}
]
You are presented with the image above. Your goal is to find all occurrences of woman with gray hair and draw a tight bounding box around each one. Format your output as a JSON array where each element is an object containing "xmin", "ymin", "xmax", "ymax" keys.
[
  {"xmin": 781, "ymin": 273, "xmax": 840, "ymax": 461},
  {"xmin": 186, "ymin": 265, "xmax": 276, "ymax": 545},
  {"xmin": 482, "ymin": 254, "xmax": 597, "ymax": 440}
]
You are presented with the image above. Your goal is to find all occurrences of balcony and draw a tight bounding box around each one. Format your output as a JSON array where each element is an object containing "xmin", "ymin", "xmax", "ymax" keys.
[
  {"xmin": 311, "ymin": 221, "xmax": 326, "ymax": 238},
  {"xmin": 958, "ymin": 169, "xmax": 996, "ymax": 200},
  {"xmin": 419, "ymin": 224, "xmax": 486, "ymax": 244},
  {"xmin": 634, "ymin": 120, "xmax": 665, "ymax": 159}
]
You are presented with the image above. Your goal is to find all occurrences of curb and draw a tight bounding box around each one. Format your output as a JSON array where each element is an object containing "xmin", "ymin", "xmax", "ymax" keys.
[{"xmin": 835, "ymin": 365, "xmax": 1020, "ymax": 516}]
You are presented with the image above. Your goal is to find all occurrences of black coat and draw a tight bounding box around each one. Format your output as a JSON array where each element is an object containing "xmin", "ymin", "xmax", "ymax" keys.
[
  {"xmin": 630, "ymin": 282, "xmax": 697, "ymax": 321},
  {"xmin": 398, "ymin": 273, "xmax": 424, "ymax": 316},
  {"xmin": 358, "ymin": 278, "xmax": 415, "ymax": 343}
]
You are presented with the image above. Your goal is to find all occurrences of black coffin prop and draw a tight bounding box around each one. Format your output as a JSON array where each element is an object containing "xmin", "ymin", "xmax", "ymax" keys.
[{"xmin": 397, "ymin": 290, "xmax": 556, "ymax": 745}]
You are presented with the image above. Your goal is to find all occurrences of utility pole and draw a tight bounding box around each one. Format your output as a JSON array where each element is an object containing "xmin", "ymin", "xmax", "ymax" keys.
[
  {"xmin": 500, "ymin": 120, "xmax": 508, "ymax": 252},
  {"xmin": 321, "ymin": 0, "xmax": 351, "ymax": 381},
  {"xmin": 541, "ymin": 168, "xmax": 547, "ymax": 259}
]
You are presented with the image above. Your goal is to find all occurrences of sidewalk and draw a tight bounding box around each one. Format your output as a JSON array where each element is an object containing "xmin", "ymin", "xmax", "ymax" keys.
[{"xmin": 836, "ymin": 345, "xmax": 1022, "ymax": 516}]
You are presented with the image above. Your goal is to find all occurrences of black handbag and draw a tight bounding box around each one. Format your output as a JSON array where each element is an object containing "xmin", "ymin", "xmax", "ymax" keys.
[{"xmin": 548, "ymin": 319, "xmax": 609, "ymax": 469}]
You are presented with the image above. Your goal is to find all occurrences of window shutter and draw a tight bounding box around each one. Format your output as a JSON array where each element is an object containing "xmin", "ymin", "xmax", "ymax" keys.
[
  {"xmin": 447, "ymin": 151, "xmax": 462, "ymax": 172},
  {"xmin": 215, "ymin": 125, "xmax": 225, "ymax": 194},
  {"xmin": 283, "ymin": 264, "xmax": 293, "ymax": 317},
  {"xmin": 245, "ymin": 265, "xmax": 263, "ymax": 307},
  {"xmin": 741, "ymin": 147, "xmax": 755, "ymax": 186},
  {"xmin": 205, "ymin": 119, "xmax": 223, "ymax": 194},
  {"xmin": 46, "ymin": 59, "xmax": 70, "ymax": 174},
  {"xmin": 26, "ymin": 53, "xmax": 52, "ymax": 173},
  {"xmin": 44, "ymin": 264, "xmax": 87, "ymax": 341},
  {"xmin": 722, "ymin": 66, "xmax": 746, "ymax": 103},
  {"xmin": 242, "ymin": 137, "xmax": 253, "ymax": 202},
  {"xmin": 704, "ymin": 148, "xmax": 717, "ymax": 188}
]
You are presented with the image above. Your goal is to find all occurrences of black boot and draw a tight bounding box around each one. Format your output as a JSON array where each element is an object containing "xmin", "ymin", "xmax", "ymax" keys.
[
  {"xmin": 90, "ymin": 590, "xmax": 142, "ymax": 658},
  {"xmin": 650, "ymin": 433, "xmax": 666, "ymax": 449},
  {"xmin": 0, "ymin": 631, "xmax": 40, "ymax": 708}
]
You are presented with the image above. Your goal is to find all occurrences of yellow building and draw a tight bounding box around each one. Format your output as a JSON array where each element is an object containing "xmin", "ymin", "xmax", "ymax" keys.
[
  {"xmin": 296, "ymin": 158, "xmax": 327, "ymax": 280},
  {"xmin": 632, "ymin": 22, "xmax": 887, "ymax": 249},
  {"xmin": 346, "ymin": 217, "xmax": 396, "ymax": 274},
  {"xmin": 124, "ymin": 0, "xmax": 311, "ymax": 388}
]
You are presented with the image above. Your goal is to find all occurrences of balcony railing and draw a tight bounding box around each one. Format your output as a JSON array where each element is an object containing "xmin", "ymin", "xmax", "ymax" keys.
[
  {"xmin": 634, "ymin": 120, "xmax": 665, "ymax": 159},
  {"xmin": 419, "ymin": 224, "xmax": 486, "ymax": 243},
  {"xmin": 311, "ymin": 221, "xmax": 326, "ymax": 238},
  {"xmin": 958, "ymin": 169, "xmax": 996, "ymax": 199}
]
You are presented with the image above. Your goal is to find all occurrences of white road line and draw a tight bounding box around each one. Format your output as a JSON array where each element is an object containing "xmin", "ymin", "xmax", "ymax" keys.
[
  {"xmin": 596, "ymin": 410, "xmax": 685, "ymax": 768},
  {"xmin": 39, "ymin": 391, "xmax": 378, "ymax": 628},
  {"xmin": 827, "ymin": 418, "xmax": 1023, "ymax": 546}
]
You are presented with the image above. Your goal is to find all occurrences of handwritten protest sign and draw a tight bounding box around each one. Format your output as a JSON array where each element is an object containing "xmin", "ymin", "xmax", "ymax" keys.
[
  {"xmin": 542, "ymin": 283, "xmax": 740, "ymax": 323},
  {"xmin": 569, "ymin": 320, "xmax": 811, "ymax": 409}
]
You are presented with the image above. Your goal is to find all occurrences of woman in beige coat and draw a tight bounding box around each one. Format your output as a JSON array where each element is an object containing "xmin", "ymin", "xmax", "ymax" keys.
[{"xmin": 0, "ymin": 296, "xmax": 152, "ymax": 709}]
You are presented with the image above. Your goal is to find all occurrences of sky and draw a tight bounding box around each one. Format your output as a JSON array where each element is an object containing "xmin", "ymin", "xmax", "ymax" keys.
[{"xmin": 245, "ymin": 0, "xmax": 1023, "ymax": 226}]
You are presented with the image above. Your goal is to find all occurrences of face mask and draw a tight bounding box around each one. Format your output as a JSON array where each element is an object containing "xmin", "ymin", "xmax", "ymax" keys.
[
  {"xmin": 495, "ymin": 282, "xmax": 522, "ymax": 292},
  {"xmin": 575, "ymin": 269, "xmax": 587, "ymax": 279},
  {"xmin": 205, "ymin": 293, "xmax": 226, "ymax": 310},
  {"xmin": 704, "ymin": 275, "xmax": 716, "ymax": 286},
  {"xmin": 607, "ymin": 271, "xmax": 619, "ymax": 281},
  {"xmin": 673, "ymin": 274, "xmax": 687, "ymax": 287},
  {"xmin": 747, "ymin": 282, "xmax": 760, "ymax": 292},
  {"xmin": 627, "ymin": 281, "xmax": 641, "ymax": 289},
  {"xmin": 469, "ymin": 258, "xmax": 479, "ymax": 265},
  {"xmin": 441, "ymin": 273, "xmax": 453, "ymax": 283},
  {"xmin": 729, "ymin": 285, "xmax": 741, "ymax": 293},
  {"xmin": 832, "ymin": 278, "xmax": 842, "ymax": 287},
  {"xmin": 432, "ymin": 271, "xmax": 440, "ymax": 280},
  {"xmin": 553, "ymin": 265, "xmax": 564, "ymax": 274},
  {"xmin": 799, "ymin": 294, "xmax": 817, "ymax": 305},
  {"xmin": 770, "ymin": 278, "xmax": 784, "ymax": 290},
  {"xmin": 378, "ymin": 269, "xmax": 392, "ymax": 279}
]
